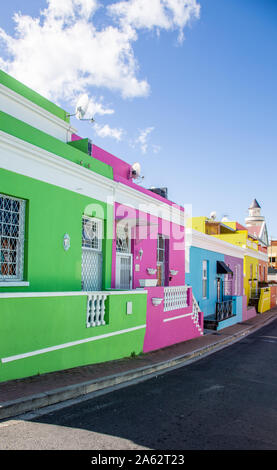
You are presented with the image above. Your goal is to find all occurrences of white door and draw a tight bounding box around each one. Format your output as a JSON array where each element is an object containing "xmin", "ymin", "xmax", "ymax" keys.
[
  {"xmin": 82, "ymin": 216, "xmax": 103, "ymax": 291},
  {"xmin": 116, "ymin": 253, "xmax": 133, "ymax": 289},
  {"xmin": 115, "ymin": 221, "xmax": 132, "ymax": 289}
]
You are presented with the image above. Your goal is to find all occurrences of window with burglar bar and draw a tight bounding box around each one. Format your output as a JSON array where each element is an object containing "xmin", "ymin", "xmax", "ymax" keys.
[
  {"xmin": 0, "ymin": 194, "xmax": 26, "ymax": 281},
  {"xmin": 82, "ymin": 216, "xmax": 103, "ymax": 291}
]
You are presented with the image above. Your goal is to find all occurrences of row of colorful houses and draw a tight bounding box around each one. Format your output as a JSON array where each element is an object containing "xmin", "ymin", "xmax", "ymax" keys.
[{"xmin": 0, "ymin": 70, "xmax": 272, "ymax": 383}]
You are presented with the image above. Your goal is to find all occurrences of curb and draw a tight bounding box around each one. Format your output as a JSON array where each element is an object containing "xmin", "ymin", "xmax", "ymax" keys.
[{"xmin": 0, "ymin": 312, "xmax": 276, "ymax": 421}]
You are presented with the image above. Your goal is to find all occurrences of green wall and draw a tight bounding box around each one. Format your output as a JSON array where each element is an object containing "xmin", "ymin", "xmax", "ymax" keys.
[
  {"xmin": 0, "ymin": 69, "xmax": 69, "ymax": 123},
  {"xmin": 0, "ymin": 167, "xmax": 113, "ymax": 292},
  {"xmin": 0, "ymin": 111, "xmax": 113, "ymax": 180},
  {"xmin": 0, "ymin": 292, "xmax": 147, "ymax": 382}
]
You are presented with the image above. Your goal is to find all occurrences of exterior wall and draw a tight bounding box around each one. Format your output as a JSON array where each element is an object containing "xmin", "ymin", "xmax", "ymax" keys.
[
  {"xmin": 242, "ymin": 295, "xmax": 256, "ymax": 321},
  {"xmin": 224, "ymin": 254, "xmax": 244, "ymax": 296},
  {"xmin": 244, "ymin": 255, "xmax": 259, "ymax": 304},
  {"xmin": 112, "ymin": 203, "xmax": 185, "ymax": 290},
  {"xmin": 143, "ymin": 286, "xmax": 203, "ymax": 353},
  {"xmin": 186, "ymin": 246, "xmax": 225, "ymax": 317},
  {"xmin": 258, "ymin": 287, "xmax": 271, "ymax": 313},
  {"xmin": 0, "ymin": 167, "xmax": 113, "ymax": 293},
  {"xmin": 259, "ymin": 260, "xmax": 268, "ymax": 283},
  {"xmin": 269, "ymin": 284, "xmax": 277, "ymax": 309},
  {"xmin": 0, "ymin": 291, "xmax": 147, "ymax": 383},
  {"xmin": 0, "ymin": 111, "xmax": 113, "ymax": 180}
]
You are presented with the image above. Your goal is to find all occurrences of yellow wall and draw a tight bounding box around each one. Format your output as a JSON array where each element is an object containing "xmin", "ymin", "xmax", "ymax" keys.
[
  {"xmin": 244, "ymin": 255, "xmax": 259, "ymax": 304},
  {"xmin": 258, "ymin": 287, "xmax": 271, "ymax": 313},
  {"xmin": 186, "ymin": 216, "xmax": 206, "ymax": 233}
]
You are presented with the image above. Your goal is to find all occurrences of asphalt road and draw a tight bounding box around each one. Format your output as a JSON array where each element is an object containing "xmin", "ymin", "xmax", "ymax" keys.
[{"xmin": 1, "ymin": 319, "xmax": 277, "ymax": 451}]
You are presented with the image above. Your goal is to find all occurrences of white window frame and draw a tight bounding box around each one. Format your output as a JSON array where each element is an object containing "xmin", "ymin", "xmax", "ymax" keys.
[
  {"xmin": 202, "ymin": 260, "xmax": 208, "ymax": 299},
  {"xmin": 0, "ymin": 194, "xmax": 26, "ymax": 282}
]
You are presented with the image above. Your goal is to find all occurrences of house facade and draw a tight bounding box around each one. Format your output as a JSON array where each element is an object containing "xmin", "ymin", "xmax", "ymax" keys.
[
  {"xmin": 186, "ymin": 226, "xmax": 247, "ymax": 331},
  {"xmin": 0, "ymin": 70, "xmax": 203, "ymax": 383}
]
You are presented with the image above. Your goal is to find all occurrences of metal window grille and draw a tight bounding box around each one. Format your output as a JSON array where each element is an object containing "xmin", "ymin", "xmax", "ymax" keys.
[
  {"xmin": 82, "ymin": 217, "xmax": 103, "ymax": 291},
  {"xmin": 116, "ymin": 223, "xmax": 130, "ymax": 253},
  {"xmin": 82, "ymin": 216, "xmax": 102, "ymax": 251},
  {"xmin": 0, "ymin": 194, "xmax": 25, "ymax": 281}
]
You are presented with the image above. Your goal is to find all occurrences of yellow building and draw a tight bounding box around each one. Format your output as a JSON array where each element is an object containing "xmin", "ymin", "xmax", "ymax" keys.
[{"xmin": 187, "ymin": 216, "xmax": 267, "ymax": 306}]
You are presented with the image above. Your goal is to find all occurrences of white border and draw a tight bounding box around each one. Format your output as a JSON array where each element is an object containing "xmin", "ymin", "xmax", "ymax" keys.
[
  {"xmin": 0, "ymin": 290, "xmax": 147, "ymax": 299},
  {"xmin": 1, "ymin": 324, "xmax": 146, "ymax": 363},
  {"xmin": 187, "ymin": 228, "xmax": 268, "ymax": 262},
  {"xmin": 163, "ymin": 313, "xmax": 193, "ymax": 322},
  {"xmin": 0, "ymin": 131, "xmax": 184, "ymax": 225}
]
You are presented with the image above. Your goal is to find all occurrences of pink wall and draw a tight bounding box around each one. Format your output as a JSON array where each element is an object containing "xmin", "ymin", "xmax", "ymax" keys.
[
  {"xmin": 112, "ymin": 203, "xmax": 185, "ymax": 289},
  {"xmin": 242, "ymin": 295, "xmax": 256, "ymax": 321},
  {"xmin": 71, "ymin": 134, "xmax": 184, "ymax": 211},
  {"xmin": 143, "ymin": 286, "xmax": 203, "ymax": 352}
]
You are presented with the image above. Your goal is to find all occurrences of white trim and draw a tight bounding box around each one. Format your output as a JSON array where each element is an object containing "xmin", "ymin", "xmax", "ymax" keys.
[
  {"xmin": 0, "ymin": 290, "xmax": 148, "ymax": 299},
  {"xmin": 187, "ymin": 229, "xmax": 267, "ymax": 262},
  {"xmin": 163, "ymin": 313, "xmax": 193, "ymax": 322},
  {"xmin": 0, "ymin": 131, "xmax": 184, "ymax": 225},
  {"xmin": 0, "ymin": 282, "xmax": 30, "ymax": 288},
  {"xmin": 1, "ymin": 324, "xmax": 146, "ymax": 363},
  {"xmin": 0, "ymin": 84, "xmax": 77, "ymax": 142}
]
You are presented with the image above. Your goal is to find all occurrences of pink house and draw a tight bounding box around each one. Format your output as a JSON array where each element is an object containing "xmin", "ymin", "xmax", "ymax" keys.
[{"xmin": 71, "ymin": 134, "xmax": 204, "ymax": 352}]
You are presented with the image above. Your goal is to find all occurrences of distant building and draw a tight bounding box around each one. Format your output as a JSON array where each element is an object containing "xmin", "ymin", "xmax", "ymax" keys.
[
  {"xmin": 245, "ymin": 198, "xmax": 269, "ymax": 247},
  {"xmin": 268, "ymin": 240, "xmax": 277, "ymax": 269}
]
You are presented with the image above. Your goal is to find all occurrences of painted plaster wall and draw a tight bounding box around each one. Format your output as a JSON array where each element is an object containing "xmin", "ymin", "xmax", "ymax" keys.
[
  {"xmin": 224, "ymin": 254, "xmax": 244, "ymax": 296},
  {"xmin": 186, "ymin": 246, "xmax": 225, "ymax": 317},
  {"xmin": 0, "ymin": 70, "xmax": 69, "ymax": 123},
  {"xmin": 244, "ymin": 255, "xmax": 259, "ymax": 304},
  {"xmin": 258, "ymin": 288, "xmax": 271, "ymax": 313},
  {"xmin": 270, "ymin": 284, "xmax": 277, "ymax": 309},
  {"xmin": 112, "ymin": 203, "xmax": 185, "ymax": 289},
  {"xmin": 0, "ymin": 112, "xmax": 113, "ymax": 180},
  {"xmin": 143, "ymin": 286, "xmax": 203, "ymax": 353},
  {"xmin": 0, "ymin": 292, "xmax": 147, "ymax": 382},
  {"xmin": 0, "ymin": 167, "xmax": 112, "ymax": 293}
]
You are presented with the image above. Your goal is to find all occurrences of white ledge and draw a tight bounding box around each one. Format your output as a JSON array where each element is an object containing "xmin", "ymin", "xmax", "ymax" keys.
[
  {"xmin": 0, "ymin": 289, "xmax": 148, "ymax": 299},
  {"xmin": 0, "ymin": 281, "xmax": 30, "ymax": 287}
]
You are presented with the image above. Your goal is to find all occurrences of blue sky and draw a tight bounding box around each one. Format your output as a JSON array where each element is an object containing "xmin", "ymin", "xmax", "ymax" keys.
[{"xmin": 0, "ymin": 0, "xmax": 276, "ymax": 237}]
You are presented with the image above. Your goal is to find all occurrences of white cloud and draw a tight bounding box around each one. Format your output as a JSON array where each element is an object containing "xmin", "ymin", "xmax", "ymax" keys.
[
  {"xmin": 0, "ymin": 0, "xmax": 149, "ymax": 107},
  {"xmin": 135, "ymin": 126, "xmax": 155, "ymax": 153},
  {"xmin": 108, "ymin": 0, "xmax": 200, "ymax": 43},
  {"xmin": 0, "ymin": 0, "xmax": 200, "ymax": 140},
  {"xmin": 93, "ymin": 123, "xmax": 124, "ymax": 141}
]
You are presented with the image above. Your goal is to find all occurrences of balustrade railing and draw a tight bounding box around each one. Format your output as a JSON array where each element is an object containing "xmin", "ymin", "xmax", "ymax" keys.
[
  {"xmin": 86, "ymin": 292, "xmax": 108, "ymax": 327},
  {"xmin": 164, "ymin": 286, "xmax": 188, "ymax": 312}
]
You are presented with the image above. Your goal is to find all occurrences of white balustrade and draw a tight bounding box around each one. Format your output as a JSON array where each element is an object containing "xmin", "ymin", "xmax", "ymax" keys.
[
  {"xmin": 164, "ymin": 286, "xmax": 188, "ymax": 312},
  {"xmin": 86, "ymin": 293, "xmax": 108, "ymax": 328}
]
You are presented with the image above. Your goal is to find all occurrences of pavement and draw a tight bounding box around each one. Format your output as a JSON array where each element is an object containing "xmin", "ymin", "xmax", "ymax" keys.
[{"xmin": 1, "ymin": 307, "xmax": 277, "ymax": 421}]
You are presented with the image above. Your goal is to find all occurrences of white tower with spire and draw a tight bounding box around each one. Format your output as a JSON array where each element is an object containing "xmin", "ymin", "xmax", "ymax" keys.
[
  {"xmin": 245, "ymin": 199, "xmax": 269, "ymax": 246},
  {"xmin": 245, "ymin": 199, "xmax": 265, "ymax": 227}
]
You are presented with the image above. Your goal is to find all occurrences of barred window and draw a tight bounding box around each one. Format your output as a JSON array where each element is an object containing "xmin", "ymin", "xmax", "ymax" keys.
[
  {"xmin": 0, "ymin": 194, "xmax": 26, "ymax": 281},
  {"xmin": 116, "ymin": 223, "xmax": 130, "ymax": 253},
  {"xmin": 82, "ymin": 216, "xmax": 102, "ymax": 251}
]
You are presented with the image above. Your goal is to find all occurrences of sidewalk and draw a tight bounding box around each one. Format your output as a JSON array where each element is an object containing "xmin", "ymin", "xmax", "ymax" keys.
[{"xmin": 1, "ymin": 307, "xmax": 277, "ymax": 421}]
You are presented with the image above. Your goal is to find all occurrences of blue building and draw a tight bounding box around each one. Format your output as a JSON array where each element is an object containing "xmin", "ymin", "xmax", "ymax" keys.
[{"xmin": 186, "ymin": 228, "xmax": 245, "ymax": 331}]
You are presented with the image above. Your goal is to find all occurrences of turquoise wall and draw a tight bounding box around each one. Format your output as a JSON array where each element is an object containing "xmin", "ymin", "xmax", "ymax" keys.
[{"xmin": 186, "ymin": 246, "xmax": 225, "ymax": 318}]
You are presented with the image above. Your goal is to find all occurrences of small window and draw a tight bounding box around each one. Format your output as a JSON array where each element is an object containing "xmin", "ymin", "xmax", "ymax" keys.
[
  {"xmin": 82, "ymin": 216, "xmax": 102, "ymax": 251},
  {"xmin": 0, "ymin": 194, "xmax": 26, "ymax": 281},
  {"xmin": 202, "ymin": 260, "xmax": 208, "ymax": 299},
  {"xmin": 116, "ymin": 222, "xmax": 130, "ymax": 254},
  {"xmin": 157, "ymin": 234, "xmax": 165, "ymax": 263}
]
